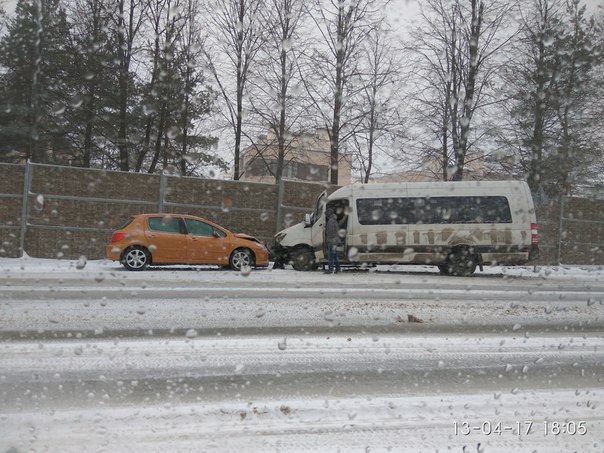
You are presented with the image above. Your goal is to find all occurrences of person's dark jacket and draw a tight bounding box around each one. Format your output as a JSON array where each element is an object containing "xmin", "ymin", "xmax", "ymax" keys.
[{"xmin": 325, "ymin": 209, "xmax": 340, "ymax": 246}]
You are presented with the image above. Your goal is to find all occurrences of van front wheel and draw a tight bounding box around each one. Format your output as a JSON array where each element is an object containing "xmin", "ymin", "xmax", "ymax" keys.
[
  {"xmin": 446, "ymin": 247, "xmax": 477, "ymax": 277},
  {"xmin": 291, "ymin": 247, "xmax": 316, "ymax": 271},
  {"xmin": 437, "ymin": 264, "xmax": 450, "ymax": 275}
]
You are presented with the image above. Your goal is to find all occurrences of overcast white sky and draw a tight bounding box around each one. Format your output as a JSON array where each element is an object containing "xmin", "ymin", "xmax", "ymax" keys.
[{"xmin": 3, "ymin": 0, "xmax": 15, "ymax": 13}]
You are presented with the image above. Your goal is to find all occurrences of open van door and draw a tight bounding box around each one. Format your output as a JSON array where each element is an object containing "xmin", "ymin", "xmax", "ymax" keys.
[
  {"xmin": 307, "ymin": 192, "xmax": 327, "ymax": 261},
  {"xmin": 324, "ymin": 199, "xmax": 350, "ymax": 262},
  {"xmin": 306, "ymin": 191, "xmax": 327, "ymax": 227}
]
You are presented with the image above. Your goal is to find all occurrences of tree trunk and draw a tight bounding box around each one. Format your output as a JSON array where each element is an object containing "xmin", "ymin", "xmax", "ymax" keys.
[{"xmin": 452, "ymin": 0, "xmax": 483, "ymax": 182}]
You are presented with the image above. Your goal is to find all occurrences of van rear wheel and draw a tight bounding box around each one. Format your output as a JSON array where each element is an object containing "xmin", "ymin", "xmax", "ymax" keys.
[
  {"xmin": 291, "ymin": 247, "xmax": 316, "ymax": 271},
  {"xmin": 446, "ymin": 247, "xmax": 477, "ymax": 277}
]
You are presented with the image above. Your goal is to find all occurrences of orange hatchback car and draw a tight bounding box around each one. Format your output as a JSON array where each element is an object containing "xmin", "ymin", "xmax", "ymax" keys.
[{"xmin": 106, "ymin": 213, "xmax": 269, "ymax": 271}]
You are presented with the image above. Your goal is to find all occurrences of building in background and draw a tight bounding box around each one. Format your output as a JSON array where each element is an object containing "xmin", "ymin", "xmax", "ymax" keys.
[
  {"xmin": 240, "ymin": 128, "xmax": 352, "ymax": 186},
  {"xmin": 370, "ymin": 152, "xmax": 518, "ymax": 183}
]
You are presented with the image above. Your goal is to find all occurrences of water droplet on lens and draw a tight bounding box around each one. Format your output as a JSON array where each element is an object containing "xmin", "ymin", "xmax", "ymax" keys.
[
  {"xmin": 186, "ymin": 329, "xmax": 198, "ymax": 338},
  {"xmin": 34, "ymin": 194, "xmax": 44, "ymax": 211},
  {"xmin": 278, "ymin": 338, "xmax": 287, "ymax": 350},
  {"xmin": 76, "ymin": 255, "xmax": 87, "ymax": 270},
  {"xmin": 240, "ymin": 265, "xmax": 251, "ymax": 277}
]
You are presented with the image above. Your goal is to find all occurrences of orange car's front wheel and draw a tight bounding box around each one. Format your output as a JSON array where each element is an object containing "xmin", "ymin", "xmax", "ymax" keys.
[{"xmin": 229, "ymin": 248, "xmax": 253, "ymax": 271}]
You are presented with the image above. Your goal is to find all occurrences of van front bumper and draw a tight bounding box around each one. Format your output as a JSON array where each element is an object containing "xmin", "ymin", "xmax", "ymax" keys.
[{"xmin": 268, "ymin": 242, "xmax": 291, "ymax": 263}]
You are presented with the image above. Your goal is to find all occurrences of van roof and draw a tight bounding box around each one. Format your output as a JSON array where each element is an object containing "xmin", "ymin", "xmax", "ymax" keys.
[{"xmin": 328, "ymin": 180, "xmax": 528, "ymax": 199}]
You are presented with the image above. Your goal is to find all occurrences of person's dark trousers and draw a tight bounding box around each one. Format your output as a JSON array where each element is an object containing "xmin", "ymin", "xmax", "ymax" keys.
[{"xmin": 327, "ymin": 243, "xmax": 341, "ymax": 273}]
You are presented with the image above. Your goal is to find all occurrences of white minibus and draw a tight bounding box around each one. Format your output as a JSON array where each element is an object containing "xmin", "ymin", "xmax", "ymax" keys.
[{"xmin": 272, "ymin": 181, "xmax": 539, "ymax": 276}]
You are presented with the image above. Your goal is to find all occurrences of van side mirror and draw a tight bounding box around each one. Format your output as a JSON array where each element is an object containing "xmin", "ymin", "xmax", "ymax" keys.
[{"xmin": 304, "ymin": 213, "xmax": 312, "ymax": 227}]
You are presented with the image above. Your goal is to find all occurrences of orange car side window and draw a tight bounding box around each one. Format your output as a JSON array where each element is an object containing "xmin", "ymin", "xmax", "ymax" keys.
[
  {"xmin": 148, "ymin": 217, "xmax": 181, "ymax": 234},
  {"xmin": 185, "ymin": 219, "xmax": 215, "ymax": 237}
]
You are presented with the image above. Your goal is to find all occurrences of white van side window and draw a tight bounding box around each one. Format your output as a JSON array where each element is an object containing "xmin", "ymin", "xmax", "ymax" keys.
[{"xmin": 356, "ymin": 196, "xmax": 513, "ymax": 225}]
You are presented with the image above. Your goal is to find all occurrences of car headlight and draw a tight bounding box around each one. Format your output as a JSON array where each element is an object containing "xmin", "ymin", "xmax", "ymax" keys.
[{"xmin": 275, "ymin": 232, "xmax": 286, "ymax": 244}]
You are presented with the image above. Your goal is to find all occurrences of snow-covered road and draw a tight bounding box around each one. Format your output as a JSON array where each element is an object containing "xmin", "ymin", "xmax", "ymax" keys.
[
  {"xmin": 2, "ymin": 332, "xmax": 603, "ymax": 452},
  {"xmin": 1, "ymin": 258, "xmax": 603, "ymax": 452}
]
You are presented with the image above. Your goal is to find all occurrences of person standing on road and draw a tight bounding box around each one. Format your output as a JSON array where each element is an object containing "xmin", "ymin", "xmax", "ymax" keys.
[{"xmin": 324, "ymin": 208, "xmax": 341, "ymax": 274}]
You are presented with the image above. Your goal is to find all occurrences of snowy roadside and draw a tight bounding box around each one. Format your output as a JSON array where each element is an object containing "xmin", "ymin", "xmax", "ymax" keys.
[
  {"xmin": 2, "ymin": 386, "xmax": 602, "ymax": 453},
  {"xmin": 2, "ymin": 257, "xmax": 604, "ymax": 453},
  {"xmin": 1, "ymin": 257, "xmax": 603, "ymax": 335},
  {"xmin": 1, "ymin": 255, "xmax": 604, "ymax": 282}
]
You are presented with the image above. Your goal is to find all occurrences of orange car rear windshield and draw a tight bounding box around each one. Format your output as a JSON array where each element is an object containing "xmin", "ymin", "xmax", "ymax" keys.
[{"xmin": 118, "ymin": 217, "xmax": 134, "ymax": 230}]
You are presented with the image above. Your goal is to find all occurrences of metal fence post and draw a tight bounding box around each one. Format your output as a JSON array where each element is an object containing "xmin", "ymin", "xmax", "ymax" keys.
[
  {"xmin": 556, "ymin": 194, "xmax": 565, "ymax": 265},
  {"xmin": 158, "ymin": 171, "xmax": 166, "ymax": 213},
  {"xmin": 19, "ymin": 161, "xmax": 32, "ymax": 257},
  {"xmin": 275, "ymin": 179, "xmax": 285, "ymax": 234}
]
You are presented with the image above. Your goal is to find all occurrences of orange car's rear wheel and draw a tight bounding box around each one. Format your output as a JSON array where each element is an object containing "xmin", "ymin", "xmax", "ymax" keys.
[{"xmin": 122, "ymin": 246, "xmax": 151, "ymax": 271}]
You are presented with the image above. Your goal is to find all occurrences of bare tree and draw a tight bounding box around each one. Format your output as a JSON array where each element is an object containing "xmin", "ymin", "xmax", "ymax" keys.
[
  {"xmin": 135, "ymin": 0, "xmax": 169, "ymax": 172},
  {"xmin": 112, "ymin": 0, "xmax": 149, "ymax": 171},
  {"xmin": 130, "ymin": 0, "xmax": 219, "ymax": 176},
  {"xmin": 351, "ymin": 23, "xmax": 403, "ymax": 183},
  {"xmin": 0, "ymin": 3, "xmax": 6, "ymax": 36},
  {"xmin": 202, "ymin": 0, "xmax": 265, "ymax": 180},
  {"xmin": 405, "ymin": 1, "xmax": 458, "ymax": 181},
  {"xmin": 409, "ymin": 0, "xmax": 515, "ymax": 181},
  {"xmin": 143, "ymin": 0, "xmax": 188, "ymax": 174},
  {"xmin": 175, "ymin": 0, "xmax": 221, "ymax": 176},
  {"xmin": 245, "ymin": 0, "xmax": 309, "ymax": 184},
  {"xmin": 303, "ymin": 0, "xmax": 383, "ymax": 185}
]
